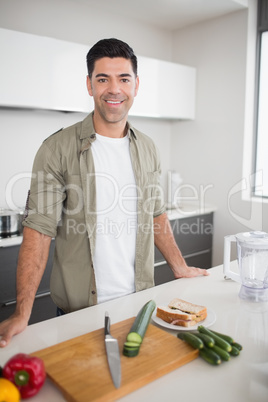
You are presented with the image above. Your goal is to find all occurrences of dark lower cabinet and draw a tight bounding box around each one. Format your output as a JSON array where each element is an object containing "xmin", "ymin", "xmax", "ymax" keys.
[
  {"xmin": 0, "ymin": 240, "xmax": 56, "ymax": 325},
  {"xmin": 154, "ymin": 213, "xmax": 213, "ymax": 285}
]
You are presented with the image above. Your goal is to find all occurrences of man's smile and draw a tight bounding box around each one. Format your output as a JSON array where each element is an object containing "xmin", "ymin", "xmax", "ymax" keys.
[{"xmin": 106, "ymin": 100, "xmax": 123, "ymax": 104}]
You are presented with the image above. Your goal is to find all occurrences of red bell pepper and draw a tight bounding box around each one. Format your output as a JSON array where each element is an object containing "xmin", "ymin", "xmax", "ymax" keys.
[{"xmin": 3, "ymin": 353, "xmax": 46, "ymax": 399}]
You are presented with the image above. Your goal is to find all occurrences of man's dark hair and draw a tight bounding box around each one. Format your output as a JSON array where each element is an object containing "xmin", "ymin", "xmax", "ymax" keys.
[{"xmin": 86, "ymin": 38, "xmax": 138, "ymax": 79}]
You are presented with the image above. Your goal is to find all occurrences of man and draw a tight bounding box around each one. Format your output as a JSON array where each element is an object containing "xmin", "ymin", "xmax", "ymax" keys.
[{"xmin": 0, "ymin": 38, "xmax": 208, "ymax": 348}]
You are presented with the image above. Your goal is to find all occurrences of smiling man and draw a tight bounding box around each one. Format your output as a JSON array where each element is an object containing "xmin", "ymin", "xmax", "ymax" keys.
[{"xmin": 0, "ymin": 38, "xmax": 208, "ymax": 348}]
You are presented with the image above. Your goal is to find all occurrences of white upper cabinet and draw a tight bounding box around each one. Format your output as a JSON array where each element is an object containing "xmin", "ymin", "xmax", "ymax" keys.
[
  {"xmin": 130, "ymin": 56, "xmax": 196, "ymax": 119},
  {"xmin": 0, "ymin": 28, "xmax": 196, "ymax": 120},
  {"xmin": 0, "ymin": 28, "xmax": 93, "ymax": 112}
]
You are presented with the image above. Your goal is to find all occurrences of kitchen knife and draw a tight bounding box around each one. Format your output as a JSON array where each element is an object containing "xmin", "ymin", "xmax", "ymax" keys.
[{"xmin": 104, "ymin": 312, "xmax": 121, "ymax": 388}]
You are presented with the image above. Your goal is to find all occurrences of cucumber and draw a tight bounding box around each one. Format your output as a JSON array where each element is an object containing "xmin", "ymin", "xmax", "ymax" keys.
[
  {"xmin": 126, "ymin": 300, "xmax": 156, "ymax": 344},
  {"xmin": 177, "ymin": 332, "xmax": 204, "ymax": 350},
  {"xmin": 126, "ymin": 332, "xmax": 143, "ymax": 344},
  {"xmin": 209, "ymin": 329, "xmax": 234, "ymax": 344},
  {"xmin": 232, "ymin": 342, "xmax": 243, "ymax": 351},
  {"xmin": 198, "ymin": 326, "xmax": 232, "ymax": 352},
  {"xmin": 123, "ymin": 347, "xmax": 140, "ymax": 357},
  {"xmin": 194, "ymin": 333, "xmax": 215, "ymax": 348},
  {"xmin": 199, "ymin": 347, "xmax": 221, "ymax": 365},
  {"xmin": 212, "ymin": 345, "xmax": 230, "ymax": 361},
  {"xmin": 229, "ymin": 346, "xmax": 240, "ymax": 356},
  {"xmin": 123, "ymin": 341, "xmax": 141, "ymax": 348},
  {"xmin": 207, "ymin": 329, "xmax": 243, "ymax": 352},
  {"xmin": 124, "ymin": 300, "xmax": 156, "ymax": 358}
]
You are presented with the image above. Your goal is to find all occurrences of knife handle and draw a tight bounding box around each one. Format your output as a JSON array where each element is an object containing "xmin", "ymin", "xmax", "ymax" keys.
[{"xmin": 105, "ymin": 312, "xmax": 110, "ymax": 335}]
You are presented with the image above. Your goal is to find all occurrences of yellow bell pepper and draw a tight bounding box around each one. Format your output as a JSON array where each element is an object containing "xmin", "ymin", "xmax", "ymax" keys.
[{"xmin": 0, "ymin": 378, "xmax": 20, "ymax": 402}]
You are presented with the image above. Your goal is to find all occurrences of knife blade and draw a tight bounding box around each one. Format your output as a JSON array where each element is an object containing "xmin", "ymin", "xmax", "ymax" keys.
[{"xmin": 104, "ymin": 312, "xmax": 121, "ymax": 388}]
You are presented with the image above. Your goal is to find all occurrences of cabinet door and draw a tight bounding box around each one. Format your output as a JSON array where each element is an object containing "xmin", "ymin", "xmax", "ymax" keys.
[
  {"xmin": 130, "ymin": 56, "xmax": 196, "ymax": 119},
  {"xmin": 0, "ymin": 28, "xmax": 92, "ymax": 113}
]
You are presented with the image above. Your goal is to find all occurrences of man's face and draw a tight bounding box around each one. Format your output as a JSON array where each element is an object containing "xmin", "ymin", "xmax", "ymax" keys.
[{"xmin": 87, "ymin": 57, "xmax": 139, "ymax": 125}]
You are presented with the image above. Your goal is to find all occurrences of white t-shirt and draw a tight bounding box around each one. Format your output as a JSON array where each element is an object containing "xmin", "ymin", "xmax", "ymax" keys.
[{"xmin": 91, "ymin": 133, "xmax": 137, "ymax": 303}]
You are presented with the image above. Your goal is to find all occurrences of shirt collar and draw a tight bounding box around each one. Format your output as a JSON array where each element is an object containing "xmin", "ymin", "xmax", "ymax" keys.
[{"xmin": 80, "ymin": 111, "xmax": 137, "ymax": 143}]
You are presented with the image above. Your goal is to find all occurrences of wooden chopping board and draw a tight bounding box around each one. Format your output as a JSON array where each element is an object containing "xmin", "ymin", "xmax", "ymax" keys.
[{"xmin": 32, "ymin": 317, "xmax": 198, "ymax": 402}]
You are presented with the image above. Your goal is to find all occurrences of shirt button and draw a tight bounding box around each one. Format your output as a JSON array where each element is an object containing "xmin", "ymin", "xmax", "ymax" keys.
[
  {"xmin": 90, "ymin": 134, "xmax": 96, "ymax": 139},
  {"xmin": 91, "ymin": 290, "xmax": 96, "ymax": 295}
]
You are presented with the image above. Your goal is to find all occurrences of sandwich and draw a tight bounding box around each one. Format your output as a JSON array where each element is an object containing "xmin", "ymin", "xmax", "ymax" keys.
[{"xmin": 156, "ymin": 298, "xmax": 207, "ymax": 327}]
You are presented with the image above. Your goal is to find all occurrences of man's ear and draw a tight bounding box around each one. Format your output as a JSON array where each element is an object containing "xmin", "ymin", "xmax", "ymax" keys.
[
  {"xmin": 134, "ymin": 75, "xmax": 139, "ymax": 97},
  {"xmin": 86, "ymin": 75, "xmax": 93, "ymax": 96}
]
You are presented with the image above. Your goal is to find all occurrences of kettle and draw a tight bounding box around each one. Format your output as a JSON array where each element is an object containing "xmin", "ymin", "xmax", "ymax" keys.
[{"xmin": 223, "ymin": 231, "xmax": 268, "ymax": 302}]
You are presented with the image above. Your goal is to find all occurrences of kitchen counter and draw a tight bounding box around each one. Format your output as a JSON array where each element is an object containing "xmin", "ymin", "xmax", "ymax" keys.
[
  {"xmin": 1, "ymin": 262, "xmax": 267, "ymax": 402},
  {"xmin": 166, "ymin": 203, "xmax": 216, "ymax": 221}
]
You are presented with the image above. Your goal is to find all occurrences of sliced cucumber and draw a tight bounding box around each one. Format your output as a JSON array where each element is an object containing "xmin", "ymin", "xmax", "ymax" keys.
[
  {"xmin": 198, "ymin": 326, "xmax": 232, "ymax": 352},
  {"xmin": 127, "ymin": 300, "xmax": 156, "ymax": 342},
  {"xmin": 126, "ymin": 332, "xmax": 143, "ymax": 344},
  {"xmin": 199, "ymin": 347, "xmax": 221, "ymax": 365},
  {"xmin": 123, "ymin": 300, "xmax": 156, "ymax": 358},
  {"xmin": 123, "ymin": 347, "xmax": 140, "ymax": 357},
  {"xmin": 123, "ymin": 341, "xmax": 141, "ymax": 348},
  {"xmin": 177, "ymin": 332, "xmax": 204, "ymax": 350}
]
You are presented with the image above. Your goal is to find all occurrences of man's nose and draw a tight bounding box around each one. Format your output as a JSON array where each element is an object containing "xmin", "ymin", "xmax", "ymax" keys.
[{"xmin": 108, "ymin": 79, "xmax": 120, "ymax": 94}]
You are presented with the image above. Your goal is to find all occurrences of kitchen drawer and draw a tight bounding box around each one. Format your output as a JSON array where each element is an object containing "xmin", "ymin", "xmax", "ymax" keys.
[
  {"xmin": 0, "ymin": 293, "xmax": 57, "ymax": 325},
  {"xmin": 0, "ymin": 240, "xmax": 55, "ymax": 303},
  {"xmin": 155, "ymin": 213, "xmax": 213, "ymax": 263}
]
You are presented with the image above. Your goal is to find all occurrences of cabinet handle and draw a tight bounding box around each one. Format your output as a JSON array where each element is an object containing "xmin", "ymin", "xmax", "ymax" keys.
[
  {"xmin": 154, "ymin": 249, "xmax": 211, "ymax": 267},
  {"xmin": 2, "ymin": 299, "xmax": 16, "ymax": 307},
  {"xmin": 154, "ymin": 260, "xmax": 169, "ymax": 267},
  {"xmin": 2, "ymin": 291, "xmax": 51, "ymax": 307},
  {"xmin": 183, "ymin": 248, "xmax": 211, "ymax": 259}
]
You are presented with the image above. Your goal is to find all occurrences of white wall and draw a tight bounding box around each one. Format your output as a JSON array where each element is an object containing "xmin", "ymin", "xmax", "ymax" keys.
[
  {"xmin": 171, "ymin": 2, "xmax": 268, "ymax": 265},
  {"xmin": 0, "ymin": 0, "xmax": 173, "ymax": 208}
]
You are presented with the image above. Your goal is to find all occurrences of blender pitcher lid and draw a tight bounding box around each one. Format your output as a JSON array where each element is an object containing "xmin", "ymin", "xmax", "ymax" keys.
[{"xmin": 236, "ymin": 231, "xmax": 268, "ymax": 248}]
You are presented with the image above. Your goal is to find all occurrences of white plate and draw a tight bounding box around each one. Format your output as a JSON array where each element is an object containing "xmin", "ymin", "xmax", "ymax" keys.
[{"xmin": 152, "ymin": 307, "xmax": 216, "ymax": 331}]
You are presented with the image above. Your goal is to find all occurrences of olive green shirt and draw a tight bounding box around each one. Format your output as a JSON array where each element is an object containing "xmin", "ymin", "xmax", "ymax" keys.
[{"xmin": 23, "ymin": 112, "xmax": 165, "ymax": 312}]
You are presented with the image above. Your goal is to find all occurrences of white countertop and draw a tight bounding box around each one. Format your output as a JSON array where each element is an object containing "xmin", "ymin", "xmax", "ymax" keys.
[
  {"xmin": 166, "ymin": 203, "xmax": 216, "ymax": 221},
  {"xmin": 1, "ymin": 262, "xmax": 267, "ymax": 402}
]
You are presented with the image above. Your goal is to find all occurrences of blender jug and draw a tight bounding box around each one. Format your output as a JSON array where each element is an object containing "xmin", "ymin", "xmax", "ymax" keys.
[{"xmin": 223, "ymin": 231, "xmax": 268, "ymax": 302}]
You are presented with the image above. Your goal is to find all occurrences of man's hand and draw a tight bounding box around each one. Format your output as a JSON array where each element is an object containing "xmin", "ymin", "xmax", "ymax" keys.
[
  {"xmin": 172, "ymin": 262, "xmax": 209, "ymax": 279},
  {"xmin": 154, "ymin": 213, "xmax": 210, "ymax": 279},
  {"xmin": 0, "ymin": 314, "xmax": 28, "ymax": 347}
]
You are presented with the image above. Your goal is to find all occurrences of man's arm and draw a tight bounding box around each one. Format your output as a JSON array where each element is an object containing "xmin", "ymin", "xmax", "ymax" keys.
[
  {"xmin": 154, "ymin": 213, "xmax": 209, "ymax": 278},
  {"xmin": 0, "ymin": 227, "xmax": 52, "ymax": 347}
]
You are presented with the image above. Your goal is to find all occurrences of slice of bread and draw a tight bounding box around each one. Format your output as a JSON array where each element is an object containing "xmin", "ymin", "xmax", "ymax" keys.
[
  {"xmin": 168, "ymin": 298, "xmax": 207, "ymax": 317},
  {"xmin": 156, "ymin": 299, "xmax": 207, "ymax": 327}
]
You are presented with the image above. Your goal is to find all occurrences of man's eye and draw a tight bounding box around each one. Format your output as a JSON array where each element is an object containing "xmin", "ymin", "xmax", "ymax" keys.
[
  {"xmin": 98, "ymin": 78, "xmax": 107, "ymax": 83},
  {"xmin": 121, "ymin": 78, "xmax": 130, "ymax": 83}
]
